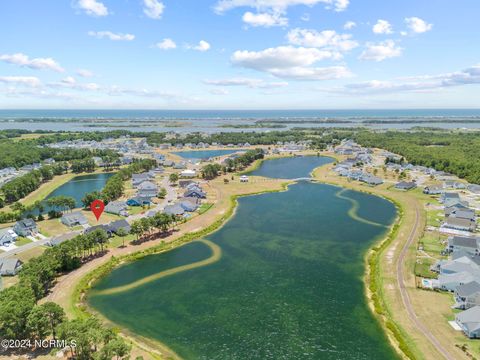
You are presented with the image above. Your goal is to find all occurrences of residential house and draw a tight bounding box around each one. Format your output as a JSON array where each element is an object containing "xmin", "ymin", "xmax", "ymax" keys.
[
  {"xmin": 180, "ymin": 201, "xmax": 199, "ymax": 212},
  {"xmin": 437, "ymin": 271, "xmax": 479, "ymax": 292},
  {"xmin": 127, "ymin": 196, "xmax": 152, "ymax": 207},
  {"xmin": 164, "ymin": 204, "xmax": 185, "ymax": 216},
  {"xmin": 180, "ymin": 169, "xmax": 196, "ymax": 178},
  {"xmin": 442, "ymin": 217, "xmax": 476, "ymax": 232},
  {"xmin": 456, "ymin": 306, "xmax": 480, "ymax": 338},
  {"xmin": 132, "ymin": 173, "xmax": 152, "ymax": 187},
  {"xmin": 360, "ymin": 174, "xmax": 383, "ymax": 186},
  {"xmin": 61, "ymin": 212, "xmax": 88, "ymax": 227},
  {"xmin": 108, "ymin": 220, "xmax": 131, "ymax": 235},
  {"xmin": 395, "ymin": 181, "xmax": 417, "ymax": 191},
  {"xmin": 47, "ymin": 232, "xmax": 78, "ymax": 247},
  {"xmin": 179, "ymin": 180, "xmax": 197, "ymax": 188},
  {"xmin": 0, "ymin": 258, "xmax": 23, "ymax": 276},
  {"xmin": 0, "ymin": 228, "xmax": 18, "ymax": 245},
  {"xmin": 105, "ymin": 201, "xmax": 129, "ymax": 216},
  {"xmin": 423, "ymin": 186, "xmax": 444, "ymax": 195},
  {"xmin": 137, "ymin": 181, "xmax": 158, "ymax": 198},
  {"xmin": 454, "ymin": 281, "xmax": 480, "ymax": 309},
  {"xmin": 184, "ymin": 188, "xmax": 207, "ymax": 199},
  {"xmin": 85, "ymin": 224, "xmax": 112, "ymax": 237},
  {"xmin": 468, "ymin": 185, "xmax": 480, "ymax": 194},
  {"xmin": 13, "ymin": 219, "xmax": 38, "ymax": 237},
  {"xmin": 445, "ymin": 206, "xmax": 474, "ymax": 218},
  {"xmin": 447, "ymin": 236, "xmax": 480, "ymax": 255}
]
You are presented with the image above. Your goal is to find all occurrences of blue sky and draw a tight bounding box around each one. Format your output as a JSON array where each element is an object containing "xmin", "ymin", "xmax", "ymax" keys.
[{"xmin": 0, "ymin": 0, "xmax": 479, "ymax": 109}]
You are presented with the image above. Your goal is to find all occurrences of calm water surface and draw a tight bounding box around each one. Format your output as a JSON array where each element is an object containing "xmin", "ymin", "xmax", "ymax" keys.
[
  {"xmin": 89, "ymin": 157, "xmax": 398, "ymax": 359},
  {"xmin": 46, "ymin": 173, "xmax": 113, "ymax": 208},
  {"xmin": 248, "ymin": 155, "xmax": 333, "ymax": 179},
  {"xmin": 173, "ymin": 149, "xmax": 244, "ymax": 160}
]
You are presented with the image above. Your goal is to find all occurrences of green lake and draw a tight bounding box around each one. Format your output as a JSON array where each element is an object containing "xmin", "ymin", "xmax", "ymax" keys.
[{"xmin": 89, "ymin": 157, "xmax": 398, "ymax": 359}]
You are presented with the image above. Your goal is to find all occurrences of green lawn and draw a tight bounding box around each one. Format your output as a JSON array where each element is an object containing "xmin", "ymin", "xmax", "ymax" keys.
[
  {"xmin": 426, "ymin": 210, "xmax": 444, "ymax": 227},
  {"xmin": 198, "ymin": 203, "xmax": 214, "ymax": 215},
  {"xmin": 15, "ymin": 237, "xmax": 33, "ymax": 246},
  {"xmin": 108, "ymin": 233, "xmax": 136, "ymax": 248},
  {"xmin": 414, "ymin": 258, "xmax": 437, "ymax": 279},
  {"xmin": 419, "ymin": 231, "xmax": 447, "ymax": 255}
]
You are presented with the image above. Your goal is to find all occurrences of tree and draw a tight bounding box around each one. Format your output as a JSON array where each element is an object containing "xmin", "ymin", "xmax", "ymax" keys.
[
  {"xmin": 116, "ymin": 227, "xmax": 128, "ymax": 248},
  {"xmin": 0, "ymin": 285, "xmax": 36, "ymax": 339},
  {"xmin": 27, "ymin": 302, "xmax": 65, "ymax": 340},
  {"xmin": 201, "ymin": 164, "xmax": 222, "ymax": 180},
  {"xmin": 169, "ymin": 173, "xmax": 179, "ymax": 183},
  {"xmin": 82, "ymin": 191, "xmax": 102, "ymax": 209},
  {"xmin": 130, "ymin": 220, "xmax": 144, "ymax": 241},
  {"xmin": 158, "ymin": 187, "xmax": 167, "ymax": 199}
]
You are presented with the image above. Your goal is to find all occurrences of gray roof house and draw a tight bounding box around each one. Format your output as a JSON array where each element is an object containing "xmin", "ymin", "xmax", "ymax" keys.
[
  {"xmin": 445, "ymin": 206, "xmax": 474, "ymax": 218},
  {"xmin": 456, "ymin": 306, "xmax": 480, "ymax": 338},
  {"xmin": 442, "ymin": 217, "xmax": 476, "ymax": 232},
  {"xmin": 438, "ymin": 271, "xmax": 479, "ymax": 292},
  {"xmin": 47, "ymin": 232, "xmax": 78, "ymax": 247},
  {"xmin": 61, "ymin": 211, "xmax": 88, "ymax": 227},
  {"xmin": 105, "ymin": 201, "xmax": 128, "ymax": 216},
  {"xmin": 164, "ymin": 204, "xmax": 186, "ymax": 216},
  {"xmin": 0, "ymin": 258, "xmax": 23, "ymax": 276},
  {"xmin": 395, "ymin": 181, "xmax": 417, "ymax": 191},
  {"xmin": 13, "ymin": 218, "xmax": 38, "ymax": 237},
  {"xmin": 441, "ymin": 192, "xmax": 460, "ymax": 203},
  {"xmin": 0, "ymin": 228, "xmax": 18, "ymax": 245},
  {"xmin": 108, "ymin": 220, "xmax": 131, "ymax": 235},
  {"xmin": 455, "ymin": 281, "xmax": 480, "ymax": 309},
  {"xmin": 447, "ymin": 236, "xmax": 480, "ymax": 255},
  {"xmin": 423, "ymin": 186, "xmax": 444, "ymax": 195}
]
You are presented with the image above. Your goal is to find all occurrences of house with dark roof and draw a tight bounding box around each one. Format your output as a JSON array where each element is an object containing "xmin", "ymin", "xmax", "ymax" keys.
[
  {"xmin": 13, "ymin": 218, "xmax": 38, "ymax": 237},
  {"xmin": 446, "ymin": 208, "xmax": 476, "ymax": 222},
  {"xmin": 47, "ymin": 232, "xmax": 79, "ymax": 247},
  {"xmin": 85, "ymin": 224, "xmax": 112, "ymax": 237},
  {"xmin": 395, "ymin": 181, "xmax": 417, "ymax": 191},
  {"xmin": 108, "ymin": 220, "xmax": 131, "ymax": 235},
  {"xmin": 184, "ymin": 188, "xmax": 206, "ymax": 199},
  {"xmin": 456, "ymin": 306, "xmax": 480, "ymax": 338},
  {"xmin": 0, "ymin": 258, "xmax": 23, "ymax": 276},
  {"xmin": 132, "ymin": 173, "xmax": 153, "ymax": 187},
  {"xmin": 127, "ymin": 196, "xmax": 152, "ymax": 207},
  {"xmin": 61, "ymin": 212, "xmax": 88, "ymax": 227}
]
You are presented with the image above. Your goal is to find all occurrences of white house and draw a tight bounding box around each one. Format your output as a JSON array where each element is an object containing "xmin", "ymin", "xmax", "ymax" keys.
[
  {"xmin": 180, "ymin": 169, "xmax": 196, "ymax": 178},
  {"xmin": 240, "ymin": 175, "xmax": 249, "ymax": 183}
]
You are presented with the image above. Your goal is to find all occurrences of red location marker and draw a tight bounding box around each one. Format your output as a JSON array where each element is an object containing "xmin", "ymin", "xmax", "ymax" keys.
[{"xmin": 90, "ymin": 199, "xmax": 105, "ymax": 221}]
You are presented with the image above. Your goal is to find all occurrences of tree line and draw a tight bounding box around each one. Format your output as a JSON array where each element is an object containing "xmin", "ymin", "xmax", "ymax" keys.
[
  {"xmin": 201, "ymin": 148, "xmax": 265, "ymax": 180},
  {"xmin": 0, "ymin": 228, "xmax": 131, "ymax": 359},
  {"xmin": 354, "ymin": 131, "xmax": 480, "ymax": 184}
]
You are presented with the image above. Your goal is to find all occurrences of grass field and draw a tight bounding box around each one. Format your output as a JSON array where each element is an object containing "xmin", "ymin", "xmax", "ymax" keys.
[{"xmin": 14, "ymin": 237, "xmax": 32, "ymax": 246}]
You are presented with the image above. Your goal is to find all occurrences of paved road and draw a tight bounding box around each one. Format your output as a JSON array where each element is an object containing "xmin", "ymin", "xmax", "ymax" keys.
[
  {"xmin": 0, "ymin": 237, "xmax": 50, "ymax": 260},
  {"xmin": 396, "ymin": 204, "xmax": 455, "ymax": 360}
]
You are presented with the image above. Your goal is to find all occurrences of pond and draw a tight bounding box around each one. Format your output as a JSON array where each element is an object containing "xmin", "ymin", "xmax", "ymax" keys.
[
  {"xmin": 247, "ymin": 155, "xmax": 333, "ymax": 179},
  {"xmin": 173, "ymin": 149, "xmax": 245, "ymax": 161},
  {"xmin": 88, "ymin": 158, "xmax": 398, "ymax": 359}
]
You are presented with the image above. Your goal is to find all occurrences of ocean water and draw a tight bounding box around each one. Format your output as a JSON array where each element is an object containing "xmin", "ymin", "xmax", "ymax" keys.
[{"xmin": 0, "ymin": 109, "xmax": 480, "ymax": 132}]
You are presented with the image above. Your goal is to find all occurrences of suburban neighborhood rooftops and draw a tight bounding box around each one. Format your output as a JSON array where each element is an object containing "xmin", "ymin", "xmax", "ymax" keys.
[
  {"xmin": 456, "ymin": 306, "xmax": 480, "ymax": 332},
  {"xmin": 449, "ymin": 236, "xmax": 479, "ymax": 249},
  {"xmin": 456, "ymin": 281, "xmax": 480, "ymax": 298}
]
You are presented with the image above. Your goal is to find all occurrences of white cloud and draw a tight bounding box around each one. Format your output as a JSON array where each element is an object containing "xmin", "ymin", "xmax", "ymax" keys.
[
  {"xmin": 143, "ymin": 0, "xmax": 165, "ymax": 19},
  {"xmin": 188, "ymin": 40, "xmax": 211, "ymax": 52},
  {"xmin": 405, "ymin": 17, "xmax": 433, "ymax": 34},
  {"xmin": 209, "ymin": 88, "xmax": 229, "ymax": 95},
  {"xmin": 204, "ymin": 77, "xmax": 288, "ymax": 88},
  {"xmin": 231, "ymin": 46, "xmax": 351, "ymax": 80},
  {"xmin": 242, "ymin": 11, "xmax": 288, "ymax": 27},
  {"xmin": 76, "ymin": 69, "xmax": 94, "ymax": 78},
  {"xmin": 75, "ymin": 0, "xmax": 108, "ymax": 17},
  {"xmin": 335, "ymin": 64, "xmax": 480, "ymax": 95},
  {"xmin": 359, "ymin": 40, "xmax": 402, "ymax": 61},
  {"xmin": 286, "ymin": 28, "xmax": 358, "ymax": 52},
  {"xmin": 0, "ymin": 76, "xmax": 41, "ymax": 87},
  {"xmin": 373, "ymin": 19, "xmax": 393, "ymax": 34},
  {"xmin": 343, "ymin": 21, "xmax": 356, "ymax": 30},
  {"xmin": 0, "ymin": 53, "xmax": 64, "ymax": 72},
  {"xmin": 49, "ymin": 76, "xmax": 101, "ymax": 91},
  {"xmin": 88, "ymin": 31, "xmax": 135, "ymax": 41},
  {"xmin": 154, "ymin": 38, "xmax": 177, "ymax": 50}
]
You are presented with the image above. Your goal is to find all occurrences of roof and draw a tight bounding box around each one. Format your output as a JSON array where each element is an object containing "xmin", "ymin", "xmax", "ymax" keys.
[
  {"xmin": 456, "ymin": 281, "xmax": 480, "ymax": 297},
  {"xmin": 109, "ymin": 220, "xmax": 131, "ymax": 233},
  {"xmin": 85, "ymin": 224, "xmax": 110, "ymax": 235},
  {"xmin": 449, "ymin": 236, "xmax": 479, "ymax": 249},
  {"xmin": 164, "ymin": 204, "xmax": 185, "ymax": 215},
  {"xmin": 15, "ymin": 218, "xmax": 37, "ymax": 228},
  {"xmin": 395, "ymin": 181, "xmax": 416, "ymax": 189},
  {"xmin": 0, "ymin": 258, "xmax": 22, "ymax": 273},
  {"xmin": 49, "ymin": 232, "xmax": 78, "ymax": 246},
  {"xmin": 457, "ymin": 306, "xmax": 480, "ymax": 333},
  {"xmin": 444, "ymin": 217, "xmax": 475, "ymax": 230},
  {"xmin": 138, "ymin": 181, "xmax": 157, "ymax": 190},
  {"xmin": 105, "ymin": 201, "xmax": 127, "ymax": 212},
  {"xmin": 62, "ymin": 211, "xmax": 87, "ymax": 223}
]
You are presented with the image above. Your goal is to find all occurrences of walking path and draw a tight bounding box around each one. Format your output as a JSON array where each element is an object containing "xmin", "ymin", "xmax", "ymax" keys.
[{"xmin": 396, "ymin": 204, "xmax": 455, "ymax": 360}]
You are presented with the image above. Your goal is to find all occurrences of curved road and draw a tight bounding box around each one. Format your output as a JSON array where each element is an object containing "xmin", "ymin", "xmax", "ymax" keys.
[{"xmin": 396, "ymin": 204, "xmax": 455, "ymax": 360}]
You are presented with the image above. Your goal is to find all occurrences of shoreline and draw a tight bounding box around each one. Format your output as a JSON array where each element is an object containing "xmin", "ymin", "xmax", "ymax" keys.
[{"xmin": 67, "ymin": 154, "xmax": 411, "ymax": 360}]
